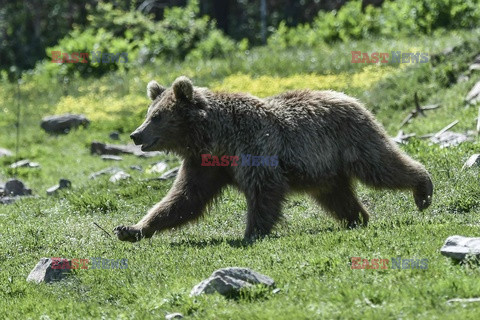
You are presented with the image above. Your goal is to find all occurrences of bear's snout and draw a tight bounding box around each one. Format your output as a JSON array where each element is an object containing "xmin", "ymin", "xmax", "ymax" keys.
[{"xmin": 130, "ymin": 130, "xmax": 142, "ymax": 145}]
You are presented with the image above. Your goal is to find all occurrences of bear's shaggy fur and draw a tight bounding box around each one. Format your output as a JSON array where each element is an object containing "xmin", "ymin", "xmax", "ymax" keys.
[{"xmin": 114, "ymin": 76, "xmax": 433, "ymax": 242}]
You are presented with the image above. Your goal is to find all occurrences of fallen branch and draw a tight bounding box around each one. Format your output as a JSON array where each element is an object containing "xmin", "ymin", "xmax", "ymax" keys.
[
  {"xmin": 393, "ymin": 130, "xmax": 416, "ymax": 144},
  {"xmin": 419, "ymin": 133, "xmax": 434, "ymax": 139},
  {"xmin": 400, "ymin": 92, "xmax": 441, "ymax": 128},
  {"xmin": 433, "ymin": 120, "xmax": 459, "ymax": 138}
]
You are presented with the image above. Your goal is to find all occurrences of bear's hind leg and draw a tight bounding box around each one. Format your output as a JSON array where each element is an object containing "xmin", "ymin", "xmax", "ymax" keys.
[
  {"xmin": 351, "ymin": 145, "xmax": 433, "ymax": 211},
  {"xmin": 312, "ymin": 179, "xmax": 369, "ymax": 228}
]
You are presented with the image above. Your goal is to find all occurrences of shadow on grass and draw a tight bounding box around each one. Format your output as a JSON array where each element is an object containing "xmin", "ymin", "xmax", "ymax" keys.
[
  {"xmin": 168, "ymin": 237, "xmax": 259, "ymax": 249},
  {"xmin": 167, "ymin": 226, "xmax": 340, "ymax": 249}
]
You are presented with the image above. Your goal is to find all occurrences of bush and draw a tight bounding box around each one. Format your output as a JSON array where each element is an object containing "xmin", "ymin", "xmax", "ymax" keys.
[
  {"xmin": 47, "ymin": 28, "xmax": 133, "ymax": 77},
  {"xmin": 41, "ymin": 0, "xmax": 241, "ymax": 78},
  {"xmin": 268, "ymin": 0, "xmax": 480, "ymax": 47},
  {"xmin": 186, "ymin": 30, "xmax": 248, "ymax": 61}
]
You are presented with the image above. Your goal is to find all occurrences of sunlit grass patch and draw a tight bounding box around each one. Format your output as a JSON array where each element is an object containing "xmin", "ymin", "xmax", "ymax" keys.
[
  {"xmin": 53, "ymin": 92, "xmax": 146, "ymax": 121},
  {"xmin": 49, "ymin": 65, "xmax": 400, "ymax": 121},
  {"xmin": 213, "ymin": 65, "xmax": 402, "ymax": 97}
]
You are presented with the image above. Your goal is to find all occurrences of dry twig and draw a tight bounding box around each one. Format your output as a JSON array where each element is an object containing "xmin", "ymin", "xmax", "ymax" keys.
[
  {"xmin": 93, "ymin": 222, "xmax": 112, "ymax": 238},
  {"xmin": 400, "ymin": 92, "xmax": 440, "ymax": 128}
]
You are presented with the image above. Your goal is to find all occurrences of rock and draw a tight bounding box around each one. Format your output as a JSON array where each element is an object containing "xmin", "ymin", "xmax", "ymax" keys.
[
  {"xmin": 101, "ymin": 155, "xmax": 123, "ymax": 161},
  {"xmin": 440, "ymin": 235, "xmax": 480, "ymax": 260},
  {"xmin": 109, "ymin": 171, "xmax": 130, "ymax": 183},
  {"xmin": 109, "ymin": 131, "xmax": 120, "ymax": 140},
  {"xmin": 27, "ymin": 258, "xmax": 70, "ymax": 283},
  {"xmin": 466, "ymin": 81, "xmax": 480, "ymax": 105},
  {"xmin": 190, "ymin": 267, "xmax": 275, "ymax": 297},
  {"xmin": 149, "ymin": 161, "xmax": 168, "ymax": 174},
  {"xmin": 462, "ymin": 154, "xmax": 480, "ymax": 170},
  {"xmin": 89, "ymin": 167, "xmax": 121, "ymax": 179},
  {"xmin": 10, "ymin": 159, "xmax": 40, "ymax": 169},
  {"xmin": 90, "ymin": 141, "xmax": 161, "ymax": 158},
  {"xmin": 159, "ymin": 167, "xmax": 180, "ymax": 180},
  {"xmin": 130, "ymin": 165, "xmax": 142, "ymax": 171},
  {"xmin": 192, "ymin": 275, "xmax": 250, "ymax": 296},
  {"xmin": 430, "ymin": 132, "xmax": 472, "ymax": 148},
  {"xmin": 469, "ymin": 64, "xmax": 480, "ymax": 72},
  {"xmin": 0, "ymin": 148, "xmax": 13, "ymax": 157},
  {"xmin": 165, "ymin": 313, "xmax": 184, "ymax": 320},
  {"xmin": 213, "ymin": 267, "xmax": 275, "ymax": 286},
  {"xmin": 1, "ymin": 178, "xmax": 33, "ymax": 203},
  {"xmin": 47, "ymin": 179, "xmax": 72, "ymax": 196},
  {"xmin": 4, "ymin": 179, "xmax": 32, "ymax": 196},
  {"xmin": 41, "ymin": 114, "xmax": 90, "ymax": 134}
]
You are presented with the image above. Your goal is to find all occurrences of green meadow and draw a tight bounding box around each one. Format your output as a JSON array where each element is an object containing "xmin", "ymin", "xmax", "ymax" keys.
[{"xmin": 1, "ymin": 1, "xmax": 480, "ymax": 319}]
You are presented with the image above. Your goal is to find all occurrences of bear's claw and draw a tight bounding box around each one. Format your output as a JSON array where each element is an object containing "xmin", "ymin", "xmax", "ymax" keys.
[
  {"xmin": 414, "ymin": 176, "xmax": 433, "ymax": 211},
  {"xmin": 414, "ymin": 194, "xmax": 432, "ymax": 211},
  {"xmin": 113, "ymin": 225, "xmax": 145, "ymax": 242}
]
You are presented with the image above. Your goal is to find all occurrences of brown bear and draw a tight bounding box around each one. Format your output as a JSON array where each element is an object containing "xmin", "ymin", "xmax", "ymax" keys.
[{"xmin": 114, "ymin": 76, "xmax": 433, "ymax": 242}]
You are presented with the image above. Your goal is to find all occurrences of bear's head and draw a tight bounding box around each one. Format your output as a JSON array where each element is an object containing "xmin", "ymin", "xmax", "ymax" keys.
[{"xmin": 130, "ymin": 76, "xmax": 207, "ymax": 156}]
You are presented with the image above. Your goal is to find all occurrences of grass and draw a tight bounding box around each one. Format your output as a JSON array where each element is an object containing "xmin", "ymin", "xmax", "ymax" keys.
[{"xmin": 1, "ymin": 30, "xmax": 480, "ymax": 319}]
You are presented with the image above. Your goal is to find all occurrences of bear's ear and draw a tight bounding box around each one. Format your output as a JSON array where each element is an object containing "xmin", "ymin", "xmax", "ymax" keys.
[
  {"xmin": 172, "ymin": 76, "xmax": 193, "ymax": 102},
  {"xmin": 147, "ymin": 80, "xmax": 166, "ymax": 101}
]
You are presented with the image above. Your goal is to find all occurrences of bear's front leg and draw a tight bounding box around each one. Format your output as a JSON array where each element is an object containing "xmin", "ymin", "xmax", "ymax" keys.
[{"xmin": 114, "ymin": 160, "xmax": 229, "ymax": 242}]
